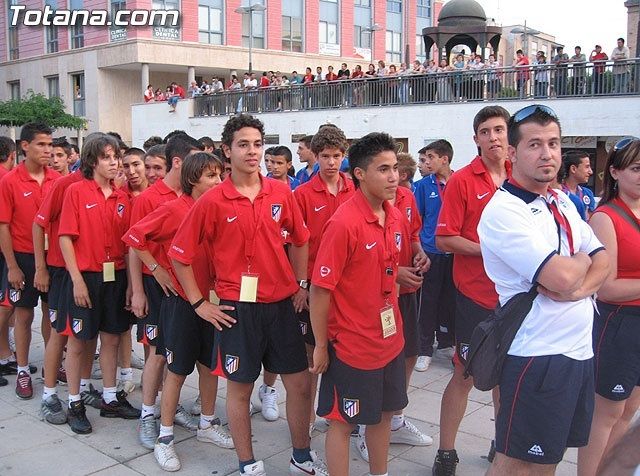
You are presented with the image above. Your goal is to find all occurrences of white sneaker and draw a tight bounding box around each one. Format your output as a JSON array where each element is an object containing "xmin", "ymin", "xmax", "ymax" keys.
[
  {"xmin": 390, "ymin": 419, "xmax": 433, "ymax": 446},
  {"xmin": 118, "ymin": 380, "xmax": 136, "ymax": 394},
  {"xmin": 241, "ymin": 460, "xmax": 266, "ymax": 475},
  {"xmin": 191, "ymin": 394, "xmax": 201, "ymax": 415},
  {"xmin": 154, "ymin": 436, "xmax": 181, "ymax": 472},
  {"xmin": 436, "ymin": 346, "xmax": 455, "ymax": 360},
  {"xmin": 414, "ymin": 355, "xmax": 431, "ymax": 372},
  {"xmin": 130, "ymin": 350, "xmax": 145, "ymax": 370},
  {"xmin": 197, "ymin": 421, "xmax": 234, "ymax": 449},
  {"xmin": 91, "ymin": 357, "xmax": 102, "ymax": 380},
  {"xmin": 174, "ymin": 404, "xmax": 199, "ymax": 430},
  {"xmin": 354, "ymin": 432, "xmax": 369, "ymax": 462},
  {"xmin": 258, "ymin": 384, "xmax": 279, "ymax": 421},
  {"xmin": 138, "ymin": 415, "xmax": 159, "ymax": 449},
  {"xmin": 290, "ymin": 450, "xmax": 328, "ymax": 475}
]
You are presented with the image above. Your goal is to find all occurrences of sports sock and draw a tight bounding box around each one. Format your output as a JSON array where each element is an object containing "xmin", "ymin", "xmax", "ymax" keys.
[
  {"xmin": 292, "ymin": 447, "xmax": 312, "ymax": 463},
  {"xmin": 239, "ymin": 459, "xmax": 256, "ymax": 473},
  {"xmin": 141, "ymin": 404, "xmax": 155, "ymax": 419},
  {"xmin": 159, "ymin": 424, "xmax": 174, "ymax": 438},
  {"xmin": 199, "ymin": 413, "xmax": 216, "ymax": 429},
  {"xmin": 42, "ymin": 386, "xmax": 56, "ymax": 400},
  {"xmin": 391, "ymin": 414, "xmax": 405, "ymax": 431},
  {"xmin": 17, "ymin": 365, "xmax": 30, "ymax": 374},
  {"xmin": 79, "ymin": 379, "xmax": 90, "ymax": 392},
  {"xmin": 119, "ymin": 367, "xmax": 133, "ymax": 381},
  {"xmin": 68, "ymin": 394, "xmax": 81, "ymax": 407},
  {"xmin": 103, "ymin": 386, "xmax": 117, "ymax": 404}
]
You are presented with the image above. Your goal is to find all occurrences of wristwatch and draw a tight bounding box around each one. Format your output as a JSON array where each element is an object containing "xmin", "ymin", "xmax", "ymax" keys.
[
  {"xmin": 147, "ymin": 263, "xmax": 159, "ymax": 273},
  {"xmin": 298, "ymin": 279, "xmax": 309, "ymax": 289}
]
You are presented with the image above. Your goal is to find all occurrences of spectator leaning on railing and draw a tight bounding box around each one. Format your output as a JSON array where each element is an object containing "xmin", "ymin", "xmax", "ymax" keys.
[{"xmin": 611, "ymin": 37, "xmax": 631, "ymax": 94}]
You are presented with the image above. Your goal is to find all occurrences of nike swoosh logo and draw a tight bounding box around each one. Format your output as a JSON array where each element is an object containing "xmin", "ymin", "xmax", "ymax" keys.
[
  {"xmin": 290, "ymin": 461, "xmax": 317, "ymax": 475},
  {"xmin": 227, "ymin": 216, "xmax": 238, "ymax": 223},
  {"xmin": 23, "ymin": 192, "xmax": 33, "ymax": 197},
  {"xmin": 314, "ymin": 205, "xmax": 327, "ymax": 212},
  {"xmin": 365, "ymin": 242, "xmax": 377, "ymax": 250},
  {"xmin": 477, "ymin": 192, "xmax": 490, "ymax": 200},
  {"xmin": 86, "ymin": 203, "xmax": 97, "ymax": 209}
]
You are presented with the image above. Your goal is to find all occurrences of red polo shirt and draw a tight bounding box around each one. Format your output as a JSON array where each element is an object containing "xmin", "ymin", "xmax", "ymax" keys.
[
  {"xmin": 130, "ymin": 180, "xmax": 179, "ymax": 276},
  {"xmin": 123, "ymin": 195, "xmax": 212, "ymax": 301},
  {"xmin": 312, "ymin": 190, "xmax": 405, "ymax": 370},
  {"xmin": 294, "ymin": 172, "xmax": 355, "ymax": 278},
  {"xmin": 34, "ymin": 171, "xmax": 83, "ymax": 267},
  {"xmin": 58, "ymin": 179, "xmax": 131, "ymax": 272},
  {"xmin": 436, "ymin": 156, "xmax": 511, "ymax": 309},
  {"xmin": 0, "ymin": 163, "xmax": 60, "ymax": 254},
  {"xmin": 0, "ymin": 167, "xmax": 9, "ymax": 180},
  {"xmin": 169, "ymin": 175, "xmax": 310, "ymax": 303},
  {"xmin": 393, "ymin": 186, "xmax": 422, "ymax": 295}
]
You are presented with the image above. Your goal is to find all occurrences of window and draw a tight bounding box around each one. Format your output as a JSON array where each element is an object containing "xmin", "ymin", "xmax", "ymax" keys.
[
  {"xmin": 417, "ymin": 0, "xmax": 431, "ymax": 18},
  {"xmin": 7, "ymin": 0, "xmax": 19, "ymax": 60},
  {"xmin": 282, "ymin": 0, "xmax": 303, "ymax": 52},
  {"xmin": 8, "ymin": 81, "xmax": 20, "ymax": 100},
  {"xmin": 71, "ymin": 73, "xmax": 85, "ymax": 116},
  {"xmin": 43, "ymin": 0, "xmax": 59, "ymax": 53},
  {"xmin": 319, "ymin": 0, "xmax": 339, "ymax": 47},
  {"xmin": 531, "ymin": 41, "xmax": 538, "ymax": 55},
  {"xmin": 319, "ymin": 21, "xmax": 337, "ymax": 44},
  {"xmin": 386, "ymin": 0, "xmax": 401, "ymax": 13},
  {"xmin": 241, "ymin": 0, "xmax": 265, "ymax": 48},
  {"xmin": 354, "ymin": 25, "xmax": 372, "ymax": 48},
  {"xmin": 199, "ymin": 0, "xmax": 223, "ymax": 44},
  {"xmin": 152, "ymin": 0, "xmax": 180, "ymax": 40},
  {"xmin": 110, "ymin": 0, "xmax": 127, "ymax": 41},
  {"xmin": 70, "ymin": 0, "xmax": 84, "ymax": 48},
  {"xmin": 385, "ymin": 30, "xmax": 401, "ymax": 63},
  {"xmin": 416, "ymin": 35, "xmax": 426, "ymax": 62},
  {"xmin": 354, "ymin": 0, "xmax": 370, "ymax": 5},
  {"xmin": 47, "ymin": 76, "xmax": 60, "ymax": 98}
]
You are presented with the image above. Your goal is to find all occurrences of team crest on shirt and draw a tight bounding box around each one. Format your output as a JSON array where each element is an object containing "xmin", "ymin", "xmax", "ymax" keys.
[
  {"xmin": 583, "ymin": 195, "xmax": 591, "ymax": 205},
  {"xmin": 9, "ymin": 289, "xmax": 21, "ymax": 303},
  {"xmin": 319, "ymin": 266, "xmax": 331, "ymax": 278},
  {"xmin": 459, "ymin": 343, "xmax": 470, "ymax": 361},
  {"xmin": 166, "ymin": 349, "xmax": 173, "ymax": 364},
  {"xmin": 271, "ymin": 204, "xmax": 282, "ymax": 223},
  {"xmin": 406, "ymin": 207, "xmax": 412, "ymax": 222},
  {"xmin": 145, "ymin": 324, "xmax": 158, "ymax": 341},
  {"xmin": 117, "ymin": 203, "xmax": 125, "ymax": 218},
  {"xmin": 299, "ymin": 320, "xmax": 308, "ymax": 335},
  {"xmin": 49, "ymin": 309, "xmax": 57, "ymax": 323},
  {"xmin": 395, "ymin": 232, "xmax": 402, "ymax": 251},
  {"xmin": 225, "ymin": 355, "xmax": 240, "ymax": 374},
  {"xmin": 72, "ymin": 318, "xmax": 83, "ymax": 334},
  {"xmin": 343, "ymin": 398, "xmax": 360, "ymax": 418}
]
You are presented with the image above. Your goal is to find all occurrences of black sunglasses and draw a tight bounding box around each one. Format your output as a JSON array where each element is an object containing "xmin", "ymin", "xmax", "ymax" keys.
[
  {"xmin": 512, "ymin": 104, "xmax": 559, "ymax": 124},
  {"xmin": 613, "ymin": 137, "xmax": 639, "ymax": 152}
]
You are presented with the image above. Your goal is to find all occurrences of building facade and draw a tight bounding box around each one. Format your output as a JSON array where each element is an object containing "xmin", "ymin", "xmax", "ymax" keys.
[{"xmin": 0, "ymin": 0, "xmax": 442, "ymax": 142}]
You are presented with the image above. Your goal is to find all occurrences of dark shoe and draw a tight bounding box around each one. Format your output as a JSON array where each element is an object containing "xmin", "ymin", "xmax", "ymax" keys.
[
  {"xmin": 0, "ymin": 360, "xmax": 17, "ymax": 375},
  {"xmin": 15, "ymin": 370, "xmax": 33, "ymax": 399},
  {"xmin": 29, "ymin": 363, "xmax": 37, "ymax": 374},
  {"xmin": 0, "ymin": 375, "xmax": 7, "ymax": 386},
  {"xmin": 68, "ymin": 400, "xmax": 92, "ymax": 434},
  {"xmin": 433, "ymin": 449, "xmax": 459, "ymax": 476},
  {"xmin": 487, "ymin": 440, "xmax": 496, "ymax": 463},
  {"xmin": 41, "ymin": 394, "xmax": 68, "ymax": 425},
  {"xmin": 80, "ymin": 383, "xmax": 103, "ymax": 409},
  {"xmin": 100, "ymin": 390, "xmax": 141, "ymax": 419}
]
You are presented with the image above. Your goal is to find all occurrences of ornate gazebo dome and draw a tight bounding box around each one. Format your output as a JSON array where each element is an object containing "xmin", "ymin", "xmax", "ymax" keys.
[{"xmin": 438, "ymin": 0, "xmax": 488, "ymax": 27}]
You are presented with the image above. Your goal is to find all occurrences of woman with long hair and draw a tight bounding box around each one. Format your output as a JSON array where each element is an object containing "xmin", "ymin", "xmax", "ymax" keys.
[{"xmin": 578, "ymin": 138, "xmax": 640, "ymax": 476}]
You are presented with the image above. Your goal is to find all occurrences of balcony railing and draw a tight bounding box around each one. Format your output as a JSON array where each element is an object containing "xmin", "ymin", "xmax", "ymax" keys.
[{"xmin": 190, "ymin": 59, "xmax": 640, "ymax": 117}]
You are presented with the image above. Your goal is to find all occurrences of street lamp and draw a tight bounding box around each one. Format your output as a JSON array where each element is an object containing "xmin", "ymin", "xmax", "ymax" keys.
[
  {"xmin": 234, "ymin": 3, "xmax": 267, "ymax": 74},
  {"xmin": 511, "ymin": 21, "xmax": 540, "ymax": 57},
  {"xmin": 362, "ymin": 23, "xmax": 382, "ymax": 62}
]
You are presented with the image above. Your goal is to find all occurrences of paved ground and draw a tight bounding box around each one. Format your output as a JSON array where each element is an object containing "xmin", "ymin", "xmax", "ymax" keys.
[{"xmin": 0, "ymin": 313, "xmax": 624, "ymax": 476}]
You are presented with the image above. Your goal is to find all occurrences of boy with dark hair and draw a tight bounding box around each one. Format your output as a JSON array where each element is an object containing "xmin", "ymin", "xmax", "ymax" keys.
[
  {"xmin": 170, "ymin": 114, "xmax": 323, "ymax": 476},
  {"xmin": 124, "ymin": 152, "xmax": 233, "ymax": 470},
  {"xmin": 143, "ymin": 135, "xmax": 164, "ymax": 151},
  {"xmin": 58, "ymin": 134, "xmax": 140, "ymax": 434},
  {"xmin": 295, "ymin": 135, "xmax": 316, "ymax": 184},
  {"xmin": 129, "ymin": 134, "xmax": 203, "ymax": 446},
  {"xmin": 0, "ymin": 122, "xmax": 59, "ymax": 399},
  {"xmin": 268, "ymin": 145, "xmax": 300, "ymax": 190},
  {"xmin": 145, "ymin": 144, "xmax": 168, "ymax": 185},
  {"xmin": 559, "ymin": 150, "xmax": 595, "ymax": 221},
  {"xmin": 413, "ymin": 139, "xmax": 456, "ymax": 373},
  {"xmin": 311, "ymin": 132, "xmax": 408, "ymax": 476},
  {"xmin": 417, "ymin": 146, "xmax": 433, "ymax": 178},
  {"xmin": 0, "ymin": 136, "xmax": 17, "ymax": 178},
  {"xmin": 121, "ymin": 147, "xmax": 148, "ymax": 199},
  {"xmin": 433, "ymin": 106, "xmax": 511, "ymax": 475},
  {"xmin": 50, "ymin": 137, "xmax": 71, "ymax": 176},
  {"xmin": 198, "ymin": 136, "xmax": 215, "ymax": 153}
]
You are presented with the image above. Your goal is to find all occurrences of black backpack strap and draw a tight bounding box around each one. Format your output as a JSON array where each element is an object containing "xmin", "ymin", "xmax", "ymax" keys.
[{"xmin": 600, "ymin": 203, "xmax": 640, "ymax": 233}]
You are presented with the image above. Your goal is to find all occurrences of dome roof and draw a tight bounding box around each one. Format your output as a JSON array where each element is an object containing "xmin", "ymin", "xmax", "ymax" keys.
[{"xmin": 438, "ymin": 0, "xmax": 487, "ymax": 26}]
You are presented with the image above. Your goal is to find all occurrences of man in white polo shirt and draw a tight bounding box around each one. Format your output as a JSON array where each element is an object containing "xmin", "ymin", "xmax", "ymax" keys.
[{"xmin": 478, "ymin": 104, "xmax": 609, "ymax": 475}]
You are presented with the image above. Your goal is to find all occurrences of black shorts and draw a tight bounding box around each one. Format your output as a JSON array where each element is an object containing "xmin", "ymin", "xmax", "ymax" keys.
[
  {"xmin": 156, "ymin": 294, "xmax": 215, "ymax": 376},
  {"xmin": 418, "ymin": 253, "xmax": 456, "ymax": 349},
  {"xmin": 399, "ymin": 292, "xmax": 419, "ymax": 358},
  {"xmin": 297, "ymin": 308, "xmax": 315, "ymax": 346},
  {"xmin": 454, "ymin": 290, "xmax": 493, "ymax": 366},
  {"xmin": 593, "ymin": 301, "xmax": 640, "ymax": 401},
  {"xmin": 0, "ymin": 252, "xmax": 47, "ymax": 308},
  {"xmin": 47, "ymin": 266, "xmax": 67, "ymax": 328},
  {"xmin": 210, "ymin": 299, "xmax": 308, "ymax": 383},
  {"xmin": 496, "ymin": 354, "xmax": 594, "ymax": 464},
  {"xmin": 135, "ymin": 274, "xmax": 165, "ymax": 346},
  {"xmin": 57, "ymin": 270, "xmax": 130, "ymax": 340},
  {"xmin": 317, "ymin": 345, "xmax": 408, "ymax": 425}
]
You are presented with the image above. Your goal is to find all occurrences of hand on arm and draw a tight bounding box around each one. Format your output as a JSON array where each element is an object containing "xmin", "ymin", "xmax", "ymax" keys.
[
  {"xmin": 128, "ymin": 252, "xmax": 148, "ymax": 318},
  {"xmin": 289, "ymin": 242, "xmax": 310, "ymax": 313},
  {"xmin": 0, "ymin": 224, "xmax": 24, "ymax": 290},
  {"xmin": 436, "ymin": 235, "xmax": 481, "ymax": 256},
  {"xmin": 538, "ymin": 250, "xmax": 609, "ymax": 301},
  {"xmin": 132, "ymin": 248, "xmax": 177, "ymax": 297},
  {"xmin": 32, "ymin": 223, "xmax": 50, "ymax": 292},
  {"xmin": 309, "ymin": 285, "xmax": 330, "ymax": 374},
  {"xmin": 60, "ymin": 235, "xmax": 92, "ymax": 308}
]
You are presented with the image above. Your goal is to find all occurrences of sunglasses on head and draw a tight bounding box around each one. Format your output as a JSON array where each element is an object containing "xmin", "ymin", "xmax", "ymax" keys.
[
  {"xmin": 613, "ymin": 137, "xmax": 639, "ymax": 152},
  {"xmin": 512, "ymin": 104, "xmax": 559, "ymax": 124}
]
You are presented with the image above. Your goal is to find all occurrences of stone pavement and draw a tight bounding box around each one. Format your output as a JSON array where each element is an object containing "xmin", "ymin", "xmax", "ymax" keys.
[{"xmin": 0, "ymin": 314, "xmax": 601, "ymax": 476}]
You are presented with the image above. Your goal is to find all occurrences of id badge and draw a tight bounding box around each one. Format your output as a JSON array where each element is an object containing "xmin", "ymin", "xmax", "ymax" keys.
[
  {"xmin": 380, "ymin": 305, "xmax": 397, "ymax": 338},
  {"xmin": 209, "ymin": 289, "xmax": 220, "ymax": 305},
  {"xmin": 44, "ymin": 233, "xmax": 49, "ymax": 251},
  {"xmin": 239, "ymin": 273, "xmax": 259, "ymax": 303},
  {"xmin": 103, "ymin": 262, "xmax": 116, "ymax": 282}
]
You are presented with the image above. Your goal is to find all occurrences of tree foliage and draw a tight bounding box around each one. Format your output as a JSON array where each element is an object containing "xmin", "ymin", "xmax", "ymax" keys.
[{"xmin": 0, "ymin": 90, "xmax": 86, "ymax": 129}]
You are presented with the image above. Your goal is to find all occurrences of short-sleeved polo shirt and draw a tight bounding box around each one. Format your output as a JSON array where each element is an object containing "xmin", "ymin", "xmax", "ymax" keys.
[
  {"xmin": 414, "ymin": 174, "xmax": 446, "ymax": 254},
  {"xmin": 312, "ymin": 190, "xmax": 405, "ymax": 370},
  {"xmin": 562, "ymin": 185, "xmax": 596, "ymax": 221},
  {"xmin": 168, "ymin": 175, "xmax": 309, "ymax": 303},
  {"xmin": 436, "ymin": 156, "xmax": 511, "ymax": 309},
  {"xmin": 478, "ymin": 181, "xmax": 605, "ymax": 360},
  {"xmin": 58, "ymin": 179, "xmax": 131, "ymax": 272},
  {"xmin": 294, "ymin": 172, "xmax": 355, "ymax": 278},
  {"xmin": 393, "ymin": 186, "xmax": 422, "ymax": 294},
  {"xmin": 0, "ymin": 163, "xmax": 60, "ymax": 253},
  {"xmin": 34, "ymin": 171, "xmax": 83, "ymax": 267}
]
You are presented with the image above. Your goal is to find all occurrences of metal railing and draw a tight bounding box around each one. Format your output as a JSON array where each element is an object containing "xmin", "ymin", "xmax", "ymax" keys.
[{"xmin": 189, "ymin": 59, "xmax": 640, "ymax": 116}]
